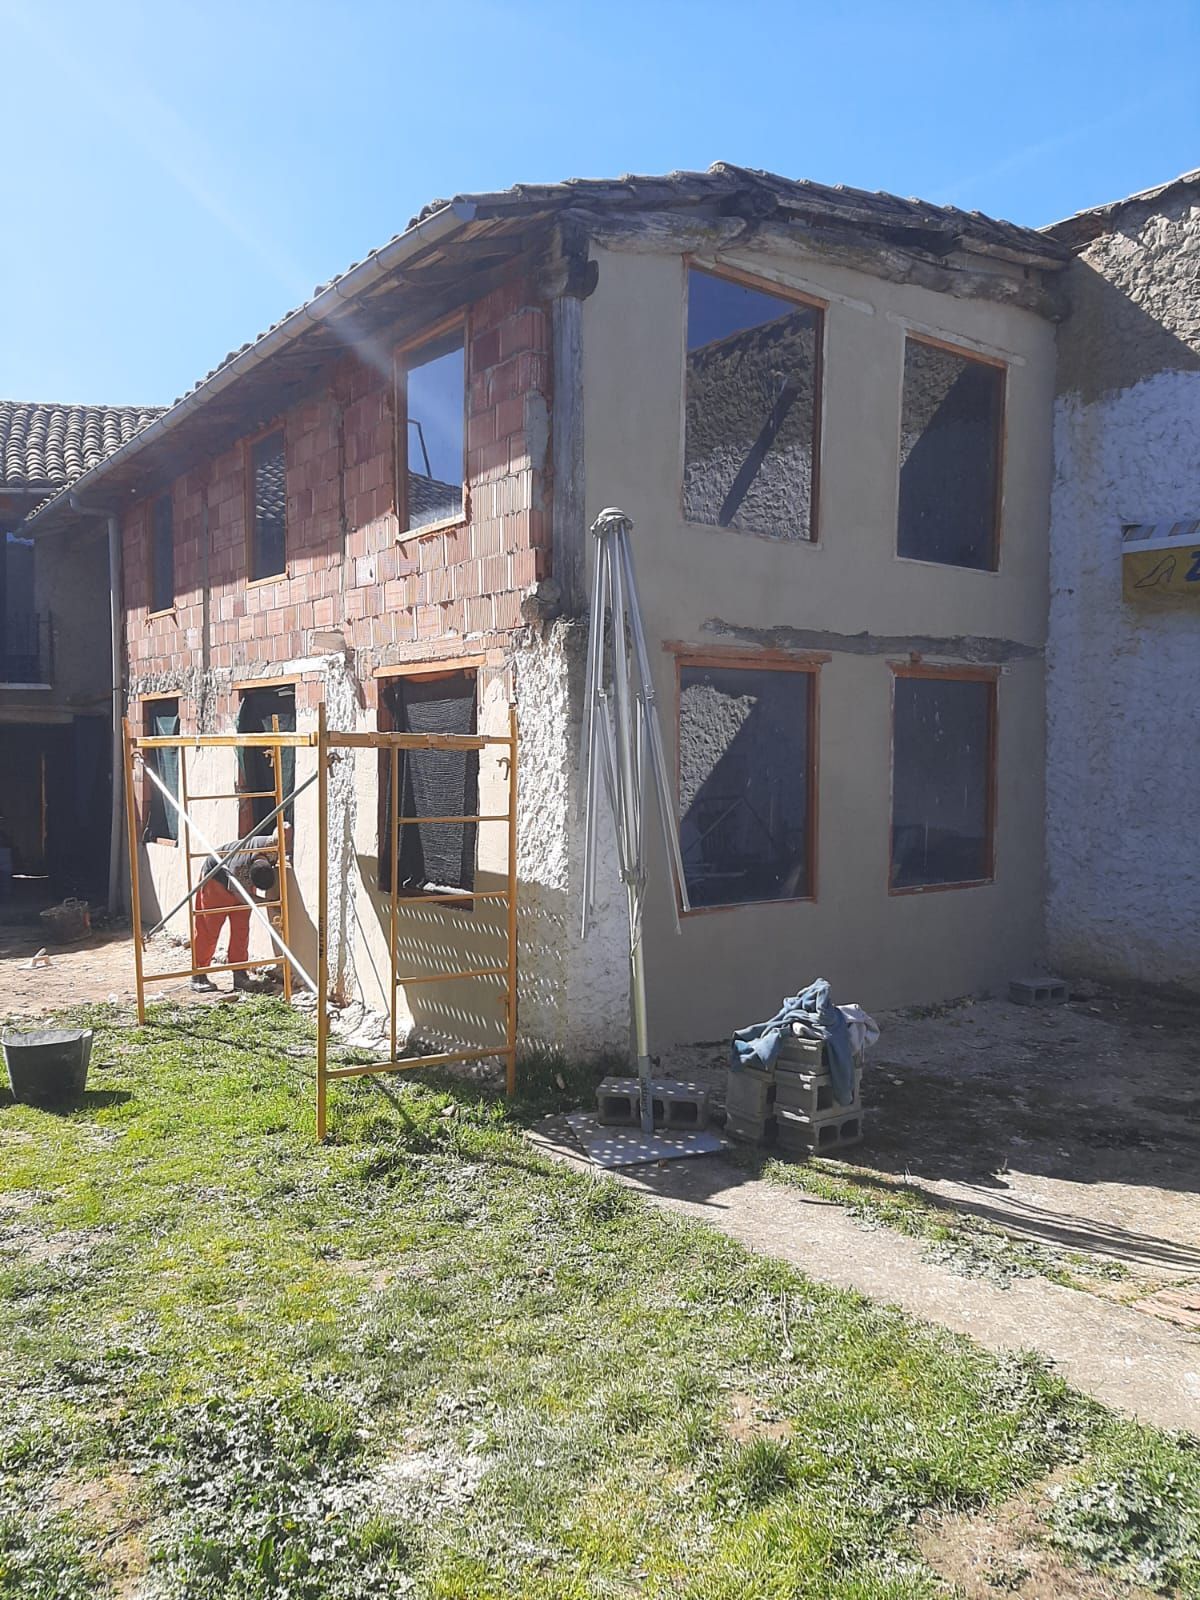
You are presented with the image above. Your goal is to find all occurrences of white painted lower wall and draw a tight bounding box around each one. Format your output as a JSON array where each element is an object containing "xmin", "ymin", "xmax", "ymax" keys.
[
  {"xmin": 1048, "ymin": 372, "xmax": 1200, "ymax": 992},
  {"xmin": 131, "ymin": 625, "xmax": 631, "ymax": 1064}
]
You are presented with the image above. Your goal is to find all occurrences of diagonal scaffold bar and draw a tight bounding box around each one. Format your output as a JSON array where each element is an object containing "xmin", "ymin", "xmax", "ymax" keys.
[
  {"xmin": 141, "ymin": 772, "xmax": 318, "ymax": 943},
  {"xmin": 580, "ymin": 507, "xmax": 690, "ymax": 1135},
  {"xmin": 138, "ymin": 758, "xmax": 318, "ymax": 995}
]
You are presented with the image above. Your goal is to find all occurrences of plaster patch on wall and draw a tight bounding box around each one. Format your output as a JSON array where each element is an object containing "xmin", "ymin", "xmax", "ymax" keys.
[
  {"xmin": 513, "ymin": 622, "xmax": 629, "ymax": 1057},
  {"xmin": 1047, "ymin": 371, "xmax": 1200, "ymax": 991}
]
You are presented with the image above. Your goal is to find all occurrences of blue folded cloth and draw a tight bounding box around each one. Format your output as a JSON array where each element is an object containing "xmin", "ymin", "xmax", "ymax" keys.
[{"xmin": 730, "ymin": 978, "xmax": 855, "ymax": 1106}]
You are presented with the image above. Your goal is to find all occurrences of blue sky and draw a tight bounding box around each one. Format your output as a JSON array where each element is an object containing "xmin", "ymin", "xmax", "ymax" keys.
[{"xmin": 2, "ymin": 0, "xmax": 1196, "ymax": 406}]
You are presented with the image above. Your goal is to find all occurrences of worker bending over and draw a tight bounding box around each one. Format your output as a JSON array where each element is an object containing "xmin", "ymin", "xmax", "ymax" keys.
[{"xmin": 191, "ymin": 837, "xmax": 279, "ymax": 993}]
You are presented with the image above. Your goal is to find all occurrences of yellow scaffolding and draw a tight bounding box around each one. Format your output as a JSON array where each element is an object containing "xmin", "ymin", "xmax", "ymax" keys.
[
  {"xmin": 123, "ymin": 703, "xmax": 519, "ymax": 1139},
  {"xmin": 314, "ymin": 702, "xmax": 519, "ymax": 1139}
]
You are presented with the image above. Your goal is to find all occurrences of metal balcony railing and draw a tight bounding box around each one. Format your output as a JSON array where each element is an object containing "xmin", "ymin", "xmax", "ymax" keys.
[{"xmin": 0, "ymin": 611, "xmax": 53, "ymax": 685}]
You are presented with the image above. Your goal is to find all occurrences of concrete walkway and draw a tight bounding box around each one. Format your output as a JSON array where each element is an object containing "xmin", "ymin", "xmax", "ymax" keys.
[{"xmin": 529, "ymin": 1128, "xmax": 1200, "ymax": 1436}]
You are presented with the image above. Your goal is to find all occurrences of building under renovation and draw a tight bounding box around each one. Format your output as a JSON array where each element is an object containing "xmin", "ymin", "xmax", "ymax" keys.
[{"xmin": 12, "ymin": 162, "xmax": 1199, "ymax": 1062}]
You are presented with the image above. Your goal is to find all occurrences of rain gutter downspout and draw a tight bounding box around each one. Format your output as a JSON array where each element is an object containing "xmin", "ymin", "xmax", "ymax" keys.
[{"xmin": 69, "ymin": 493, "xmax": 123, "ymax": 917}]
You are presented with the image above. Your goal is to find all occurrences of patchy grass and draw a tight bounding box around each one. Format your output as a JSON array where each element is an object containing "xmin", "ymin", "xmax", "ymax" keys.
[
  {"xmin": 0, "ymin": 998, "xmax": 1196, "ymax": 1598},
  {"xmin": 758, "ymin": 1154, "xmax": 1132, "ymax": 1292}
]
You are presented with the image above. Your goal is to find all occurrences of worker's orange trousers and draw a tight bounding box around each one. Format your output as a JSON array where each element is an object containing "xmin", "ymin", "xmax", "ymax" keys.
[{"xmin": 194, "ymin": 879, "xmax": 251, "ymax": 972}]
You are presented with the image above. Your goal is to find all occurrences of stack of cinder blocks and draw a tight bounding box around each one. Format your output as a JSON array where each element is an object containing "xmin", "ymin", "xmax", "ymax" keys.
[
  {"xmin": 725, "ymin": 1032, "xmax": 864, "ymax": 1154},
  {"xmin": 596, "ymin": 1076, "xmax": 711, "ymax": 1130}
]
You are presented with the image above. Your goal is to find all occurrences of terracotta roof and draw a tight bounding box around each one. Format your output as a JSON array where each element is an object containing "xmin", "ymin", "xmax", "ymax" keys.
[
  {"xmin": 182, "ymin": 162, "xmax": 1069, "ymax": 408},
  {"xmin": 24, "ymin": 161, "xmax": 1067, "ymax": 532},
  {"xmin": 1046, "ymin": 168, "xmax": 1200, "ymax": 249},
  {"xmin": 0, "ymin": 401, "xmax": 163, "ymax": 489}
]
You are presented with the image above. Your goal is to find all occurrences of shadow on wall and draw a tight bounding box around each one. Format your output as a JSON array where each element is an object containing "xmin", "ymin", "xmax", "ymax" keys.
[
  {"xmin": 1056, "ymin": 255, "xmax": 1200, "ymax": 406},
  {"xmin": 336, "ymin": 849, "xmax": 623, "ymax": 1062}
]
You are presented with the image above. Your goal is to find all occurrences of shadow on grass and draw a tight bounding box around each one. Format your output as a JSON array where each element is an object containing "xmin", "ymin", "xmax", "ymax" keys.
[{"xmin": 0, "ymin": 1087, "xmax": 133, "ymax": 1114}]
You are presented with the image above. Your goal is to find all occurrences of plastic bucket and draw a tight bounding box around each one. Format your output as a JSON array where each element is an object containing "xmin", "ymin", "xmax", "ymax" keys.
[{"xmin": 2, "ymin": 1028, "xmax": 93, "ymax": 1106}]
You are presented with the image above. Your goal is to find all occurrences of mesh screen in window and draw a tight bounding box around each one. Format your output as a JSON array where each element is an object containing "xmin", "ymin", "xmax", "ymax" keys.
[
  {"xmin": 678, "ymin": 663, "xmax": 814, "ymax": 908},
  {"xmin": 400, "ymin": 328, "xmax": 465, "ymax": 533},
  {"xmin": 891, "ymin": 675, "xmax": 994, "ymax": 891},
  {"xmin": 249, "ymin": 431, "xmax": 287, "ymax": 581},
  {"xmin": 898, "ymin": 338, "xmax": 1003, "ymax": 570},
  {"xmin": 379, "ymin": 672, "xmax": 478, "ymax": 894},
  {"xmin": 684, "ymin": 268, "xmax": 821, "ymax": 541},
  {"xmin": 151, "ymin": 495, "xmax": 174, "ymax": 614}
]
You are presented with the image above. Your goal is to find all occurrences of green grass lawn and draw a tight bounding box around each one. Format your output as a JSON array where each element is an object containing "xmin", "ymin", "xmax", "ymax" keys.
[{"xmin": 1, "ymin": 999, "xmax": 1197, "ymax": 1599}]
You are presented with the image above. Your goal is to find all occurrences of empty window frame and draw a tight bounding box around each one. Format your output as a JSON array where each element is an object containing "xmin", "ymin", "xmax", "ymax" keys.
[
  {"xmin": 396, "ymin": 321, "xmax": 466, "ymax": 536},
  {"xmin": 378, "ymin": 670, "xmax": 478, "ymax": 895},
  {"xmin": 677, "ymin": 657, "xmax": 817, "ymax": 909},
  {"xmin": 236, "ymin": 684, "xmax": 296, "ymax": 831},
  {"xmin": 150, "ymin": 495, "xmax": 174, "ymax": 614},
  {"xmin": 684, "ymin": 266, "xmax": 823, "ymax": 542},
  {"xmin": 142, "ymin": 697, "xmax": 180, "ymax": 843},
  {"xmin": 246, "ymin": 429, "xmax": 287, "ymax": 582},
  {"xmin": 890, "ymin": 669, "xmax": 996, "ymax": 892},
  {"xmin": 897, "ymin": 336, "xmax": 1005, "ymax": 571}
]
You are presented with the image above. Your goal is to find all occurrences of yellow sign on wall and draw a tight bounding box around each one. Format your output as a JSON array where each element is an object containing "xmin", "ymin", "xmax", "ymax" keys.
[{"xmin": 1122, "ymin": 521, "xmax": 1200, "ymax": 602}]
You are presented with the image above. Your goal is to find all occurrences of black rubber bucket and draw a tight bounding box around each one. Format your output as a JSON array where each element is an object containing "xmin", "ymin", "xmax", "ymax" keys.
[{"xmin": 2, "ymin": 1028, "xmax": 93, "ymax": 1107}]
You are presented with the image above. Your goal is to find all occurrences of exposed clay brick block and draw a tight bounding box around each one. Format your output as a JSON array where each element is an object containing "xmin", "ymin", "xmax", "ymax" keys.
[
  {"xmin": 1009, "ymin": 977, "xmax": 1068, "ymax": 1006},
  {"xmin": 471, "ymin": 328, "xmax": 501, "ymax": 371}
]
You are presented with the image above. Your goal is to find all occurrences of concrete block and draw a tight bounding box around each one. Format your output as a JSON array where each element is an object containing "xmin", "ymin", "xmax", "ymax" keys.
[
  {"xmin": 774, "ymin": 1035, "xmax": 826, "ymax": 1074},
  {"xmin": 776, "ymin": 1106, "xmax": 864, "ymax": 1155},
  {"xmin": 725, "ymin": 1067, "xmax": 777, "ymax": 1121},
  {"xmin": 774, "ymin": 1066, "xmax": 861, "ymax": 1119},
  {"xmin": 595, "ymin": 1076, "xmax": 709, "ymax": 1130},
  {"xmin": 1009, "ymin": 977, "xmax": 1068, "ymax": 1006},
  {"xmin": 724, "ymin": 1109, "xmax": 776, "ymax": 1146}
]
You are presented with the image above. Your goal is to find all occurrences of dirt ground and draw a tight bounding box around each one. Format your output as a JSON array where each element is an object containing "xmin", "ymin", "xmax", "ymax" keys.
[
  {"xmin": 662, "ymin": 986, "xmax": 1200, "ymax": 1297},
  {"xmin": 0, "ymin": 922, "xmax": 220, "ymax": 1016}
]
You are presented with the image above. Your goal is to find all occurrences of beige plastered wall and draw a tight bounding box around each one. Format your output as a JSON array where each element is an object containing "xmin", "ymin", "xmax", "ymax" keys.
[{"xmin": 579, "ymin": 242, "xmax": 1057, "ymax": 1048}]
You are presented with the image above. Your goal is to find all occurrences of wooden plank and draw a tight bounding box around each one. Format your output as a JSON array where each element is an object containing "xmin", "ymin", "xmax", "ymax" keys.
[
  {"xmin": 325, "ymin": 1045, "xmax": 502, "ymax": 1081},
  {"xmin": 315, "ymin": 703, "xmax": 329, "ymax": 1142},
  {"xmin": 505, "ymin": 702, "xmax": 519, "ymax": 1098},
  {"xmin": 120, "ymin": 719, "xmax": 147, "ymax": 1026}
]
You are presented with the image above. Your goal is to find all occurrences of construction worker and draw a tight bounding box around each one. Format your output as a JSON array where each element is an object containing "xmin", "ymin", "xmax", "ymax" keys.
[{"xmin": 191, "ymin": 837, "xmax": 279, "ymax": 993}]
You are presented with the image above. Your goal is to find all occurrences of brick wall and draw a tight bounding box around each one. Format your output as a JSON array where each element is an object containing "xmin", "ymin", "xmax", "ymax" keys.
[{"xmin": 123, "ymin": 270, "xmax": 552, "ymax": 722}]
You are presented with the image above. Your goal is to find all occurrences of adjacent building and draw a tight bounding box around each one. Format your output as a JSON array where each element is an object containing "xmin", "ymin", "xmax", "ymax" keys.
[
  {"xmin": 0, "ymin": 401, "xmax": 159, "ymax": 905},
  {"xmin": 1045, "ymin": 171, "xmax": 1200, "ymax": 994}
]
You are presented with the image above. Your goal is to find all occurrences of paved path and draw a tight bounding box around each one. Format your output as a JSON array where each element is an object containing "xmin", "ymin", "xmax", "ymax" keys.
[{"xmin": 529, "ymin": 1126, "xmax": 1200, "ymax": 1436}]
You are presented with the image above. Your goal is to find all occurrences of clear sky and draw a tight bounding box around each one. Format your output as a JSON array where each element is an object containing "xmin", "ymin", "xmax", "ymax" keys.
[{"xmin": 2, "ymin": 0, "xmax": 1196, "ymax": 407}]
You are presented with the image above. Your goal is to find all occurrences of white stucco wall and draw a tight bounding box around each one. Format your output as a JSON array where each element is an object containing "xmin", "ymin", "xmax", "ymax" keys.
[
  {"xmin": 1048, "ymin": 373, "xmax": 1200, "ymax": 990},
  {"xmin": 1047, "ymin": 193, "xmax": 1200, "ymax": 993}
]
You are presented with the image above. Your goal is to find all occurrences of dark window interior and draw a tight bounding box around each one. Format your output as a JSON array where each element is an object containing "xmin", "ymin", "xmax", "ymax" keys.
[
  {"xmin": 379, "ymin": 671, "xmax": 477, "ymax": 894},
  {"xmin": 151, "ymin": 495, "xmax": 174, "ymax": 614},
  {"xmin": 237, "ymin": 685, "xmax": 296, "ymax": 830},
  {"xmin": 891, "ymin": 676, "xmax": 994, "ymax": 890},
  {"xmin": 144, "ymin": 698, "xmax": 180, "ymax": 842},
  {"xmin": 1, "ymin": 532, "xmax": 37, "ymax": 681},
  {"xmin": 684, "ymin": 268, "xmax": 821, "ymax": 542},
  {"xmin": 678, "ymin": 663, "xmax": 813, "ymax": 908},
  {"xmin": 249, "ymin": 431, "xmax": 287, "ymax": 581},
  {"xmin": 400, "ymin": 328, "xmax": 465, "ymax": 533},
  {"xmin": 898, "ymin": 339, "xmax": 1003, "ymax": 570}
]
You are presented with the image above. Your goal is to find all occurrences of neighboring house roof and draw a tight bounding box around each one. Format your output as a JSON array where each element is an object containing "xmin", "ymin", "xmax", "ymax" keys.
[
  {"xmin": 24, "ymin": 162, "xmax": 1068, "ymax": 533},
  {"xmin": 1046, "ymin": 167, "xmax": 1200, "ymax": 250},
  {"xmin": 1, "ymin": 401, "xmax": 163, "ymax": 491}
]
